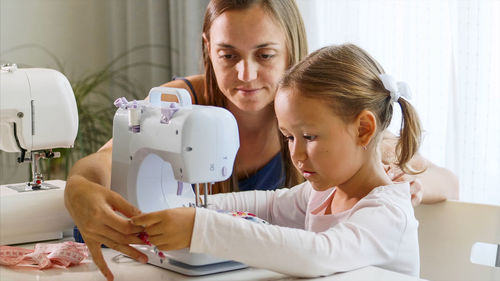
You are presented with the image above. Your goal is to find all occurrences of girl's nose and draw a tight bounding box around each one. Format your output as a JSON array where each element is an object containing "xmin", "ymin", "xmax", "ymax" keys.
[
  {"xmin": 290, "ymin": 141, "xmax": 306, "ymax": 163},
  {"xmin": 236, "ymin": 59, "xmax": 257, "ymax": 82}
]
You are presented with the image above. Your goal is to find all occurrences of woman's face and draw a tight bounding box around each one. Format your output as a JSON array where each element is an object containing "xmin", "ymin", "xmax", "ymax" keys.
[{"xmin": 205, "ymin": 5, "xmax": 288, "ymax": 113}]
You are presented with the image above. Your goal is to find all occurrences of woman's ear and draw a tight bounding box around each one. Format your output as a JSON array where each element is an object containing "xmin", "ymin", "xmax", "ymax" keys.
[
  {"xmin": 202, "ymin": 33, "xmax": 211, "ymax": 55},
  {"xmin": 356, "ymin": 110, "xmax": 377, "ymax": 148}
]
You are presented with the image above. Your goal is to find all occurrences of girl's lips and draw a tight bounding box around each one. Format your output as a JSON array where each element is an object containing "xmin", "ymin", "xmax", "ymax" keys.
[{"xmin": 303, "ymin": 171, "xmax": 315, "ymax": 178}]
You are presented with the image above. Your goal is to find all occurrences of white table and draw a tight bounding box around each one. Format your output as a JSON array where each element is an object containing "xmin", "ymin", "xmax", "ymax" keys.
[{"xmin": 1, "ymin": 240, "xmax": 426, "ymax": 281}]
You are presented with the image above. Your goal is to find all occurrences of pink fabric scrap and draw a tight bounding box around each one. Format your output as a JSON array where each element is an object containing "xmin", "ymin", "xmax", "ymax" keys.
[{"xmin": 0, "ymin": 241, "xmax": 88, "ymax": 269}]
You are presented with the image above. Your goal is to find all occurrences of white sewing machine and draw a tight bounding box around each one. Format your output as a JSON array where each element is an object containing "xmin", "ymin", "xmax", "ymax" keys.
[
  {"xmin": 0, "ymin": 64, "xmax": 78, "ymax": 245},
  {"xmin": 110, "ymin": 87, "xmax": 245, "ymax": 276}
]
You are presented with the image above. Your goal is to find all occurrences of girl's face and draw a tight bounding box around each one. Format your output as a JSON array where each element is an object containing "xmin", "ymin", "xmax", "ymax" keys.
[
  {"xmin": 275, "ymin": 89, "xmax": 364, "ymax": 191},
  {"xmin": 205, "ymin": 5, "xmax": 288, "ymax": 113}
]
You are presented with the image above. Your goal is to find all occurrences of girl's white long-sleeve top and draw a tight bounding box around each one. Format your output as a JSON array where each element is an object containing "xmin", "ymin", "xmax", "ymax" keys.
[{"xmin": 189, "ymin": 181, "xmax": 420, "ymax": 277}]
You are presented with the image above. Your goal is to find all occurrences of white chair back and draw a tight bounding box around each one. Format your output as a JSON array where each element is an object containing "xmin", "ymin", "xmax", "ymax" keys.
[{"xmin": 415, "ymin": 200, "xmax": 500, "ymax": 281}]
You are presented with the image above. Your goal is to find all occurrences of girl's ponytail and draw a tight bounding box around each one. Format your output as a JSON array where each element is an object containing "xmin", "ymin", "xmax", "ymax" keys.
[
  {"xmin": 378, "ymin": 73, "xmax": 424, "ymax": 175},
  {"xmin": 396, "ymin": 98, "xmax": 423, "ymax": 174}
]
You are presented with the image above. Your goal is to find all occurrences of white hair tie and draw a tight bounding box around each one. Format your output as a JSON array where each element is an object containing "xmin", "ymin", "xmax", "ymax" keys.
[{"xmin": 379, "ymin": 74, "xmax": 412, "ymax": 103}]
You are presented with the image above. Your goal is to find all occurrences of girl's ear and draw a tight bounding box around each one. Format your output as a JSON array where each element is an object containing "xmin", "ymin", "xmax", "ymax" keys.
[
  {"xmin": 202, "ymin": 33, "xmax": 211, "ymax": 55},
  {"xmin": 356, "ymin": 110, "xmax": 377, "ymax": 148}
]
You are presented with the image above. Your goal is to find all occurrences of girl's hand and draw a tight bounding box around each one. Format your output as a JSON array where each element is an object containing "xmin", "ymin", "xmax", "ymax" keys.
[
  {"xmin": 384, "ymin": 165, "xmax": 424, "ymax": 207},
  {"xmin": 131, "ymin": 207, "xmax": 196, "ymax": 251}
]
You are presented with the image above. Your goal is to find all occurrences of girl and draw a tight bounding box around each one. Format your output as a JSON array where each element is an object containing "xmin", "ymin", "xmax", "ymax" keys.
[{"xmin": 131, "ymin": 44, "xmax": 421, "ymax": 277}]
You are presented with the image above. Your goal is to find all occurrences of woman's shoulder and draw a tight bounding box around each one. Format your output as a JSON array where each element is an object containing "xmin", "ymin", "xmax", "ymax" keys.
[
  {"xmin": 159, "ymin": 74, "xmax": 206, "ymax": 104},
  {"xmin": 185, "ymin": 74, "xmax": 205, "ymax": 87},
  {"xmin": 160, "ymin": 74, "xmax": 204, "ymax": 88}
]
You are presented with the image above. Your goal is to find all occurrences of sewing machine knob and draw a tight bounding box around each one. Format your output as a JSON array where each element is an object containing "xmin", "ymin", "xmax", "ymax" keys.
[{"xmin": 222, "ymin": 166, "xmax": 228, "ymax": 177}]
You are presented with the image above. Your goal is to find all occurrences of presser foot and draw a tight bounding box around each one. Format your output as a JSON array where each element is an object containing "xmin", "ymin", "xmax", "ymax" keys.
[{"xmin": 5, "ymin": 181, "xmax": 59, "ymax": 193}]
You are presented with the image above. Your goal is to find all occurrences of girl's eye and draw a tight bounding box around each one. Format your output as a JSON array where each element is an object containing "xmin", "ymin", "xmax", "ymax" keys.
[
  {"xmin": 283, "ymin": 135, "xmax": 294, "ymax": 142},
  {"xmin": 304, "ymin": 135, "xmax": 317, "ymax": 141}
]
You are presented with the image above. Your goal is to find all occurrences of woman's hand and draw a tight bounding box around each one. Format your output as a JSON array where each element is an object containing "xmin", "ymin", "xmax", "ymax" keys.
[
  {"xmin": 131, "ymin": 207, "xmax": 196, "ymax": 251},
  {"xmin": 381, "ymin": 131, "xmax": 459, "ymax": 205},
  {"xmin": 384, "ymin": 165, "xmax": 423, "ymax": 207},
  {"xmin": 64, "ymin": 176, "xmax": 147, "ymax": 281}
]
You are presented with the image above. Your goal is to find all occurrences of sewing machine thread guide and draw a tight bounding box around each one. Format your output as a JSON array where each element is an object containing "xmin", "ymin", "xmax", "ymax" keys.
[{"xmin": 176, "ymin": 181, "xmax": 183, "ymax": 195}]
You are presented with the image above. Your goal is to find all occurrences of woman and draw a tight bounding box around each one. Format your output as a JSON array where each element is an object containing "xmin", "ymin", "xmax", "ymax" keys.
[
  {"xmin": 165, "ymin": 0, "xmax": 307, "ymax": 193},
  {"xmin": 64, "ymin": 1, "xmax": 458, "ymax": 280},
  {"xmin": 65, "ymin": 2, "xmax": 307, "ymax": 280}
]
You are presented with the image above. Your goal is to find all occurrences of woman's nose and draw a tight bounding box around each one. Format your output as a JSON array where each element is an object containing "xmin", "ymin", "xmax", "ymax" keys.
[{"xmin": 236, "ymin": 59, "xmax": 257, "ymax": 82}]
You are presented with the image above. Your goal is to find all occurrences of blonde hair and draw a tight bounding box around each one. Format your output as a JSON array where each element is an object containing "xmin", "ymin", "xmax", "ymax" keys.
[
  {"xmin": 201, "ymin": 0, "xmax": 308, "ymax": 193},
  {"xmin": 279, "ymin": 44, "xmax": 423, "ymax": 174}
]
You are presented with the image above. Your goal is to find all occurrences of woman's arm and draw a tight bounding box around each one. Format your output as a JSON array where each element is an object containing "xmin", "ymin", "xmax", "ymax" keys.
[
  {"xmin": 381, "ymin": 131, "xmax": 459, "ymax": 205},
  {"xmin": 64, "ymin": 75, "xmax": 207, "ymax": 280},
  {"xmin": 64, "ymin": 143, "xmax": 147, "ymax": 280},
  {"xmin": 404, "ymin": 153, "xmax": 459, "ymax": 203}
]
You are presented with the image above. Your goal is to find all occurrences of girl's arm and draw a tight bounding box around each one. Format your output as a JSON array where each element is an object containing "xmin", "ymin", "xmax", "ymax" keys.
[
  {"xmin": 206, "ymin": 182, "xmax": 310, "ymax": 229},
  {"xmin": 130, "ymin": 183, "xmax": 311, "ymax": 264},
  {"xmin": 190, "ymin": 185, "xmax": 416, "ymax": 277}
]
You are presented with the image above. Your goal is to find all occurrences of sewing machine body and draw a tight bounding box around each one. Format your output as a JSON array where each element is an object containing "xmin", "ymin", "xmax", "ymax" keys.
[
  {"xmin": 0, "ymin": 66, "xmax": 78, "ymax": 152},
  {"xmin": 110, "ymin": 87, "xmax": 244, "ymax": 275},
  {"xmin": 0, "ymin": 65, "xmax": 78, "ymax": 245},
  {"xmin": 0, "ymin": 180, "xmax": 73, "ymax": 245}
]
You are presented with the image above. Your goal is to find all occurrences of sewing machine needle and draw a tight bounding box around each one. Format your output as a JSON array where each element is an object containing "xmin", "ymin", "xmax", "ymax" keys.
[
  {"xmin": 203, "ymin": 183, "xmax": 208, "ymax": 208},
  {"xmin": 195, "ymin": 183, "xmax": 200, "ymax": 207}
]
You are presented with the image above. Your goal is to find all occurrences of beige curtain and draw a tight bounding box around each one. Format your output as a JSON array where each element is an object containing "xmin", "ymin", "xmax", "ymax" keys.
[{"xmin": 0, "ymin": 0, "xmax": 209, "ymax": 184}]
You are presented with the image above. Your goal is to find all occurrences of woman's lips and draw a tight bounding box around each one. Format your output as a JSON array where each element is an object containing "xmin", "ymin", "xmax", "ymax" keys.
[{"xmin": 236, "ymin": 88, "xmax": 261, "ymax": 95}]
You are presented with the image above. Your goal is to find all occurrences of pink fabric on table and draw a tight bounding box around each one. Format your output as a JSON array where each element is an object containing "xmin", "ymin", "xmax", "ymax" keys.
[{"xmin": 0, "ymin": 241, "xmax": 88, "ymax": 269}]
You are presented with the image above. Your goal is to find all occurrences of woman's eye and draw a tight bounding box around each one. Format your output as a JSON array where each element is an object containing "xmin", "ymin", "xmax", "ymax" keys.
[
  {"xmin": 259, "ymin": 53, "xmax": 275, "ymax": 60},
  {"xmin": 304, "ymin": 135, "xmax": 317, "ymax": 141},
  {"xmin": 283, "ymin": 135, "xmax": 294, "ymax": 142},
  {"xmin": 218, "ymin": 52, "xmax": 237, "ymax": 60}
]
